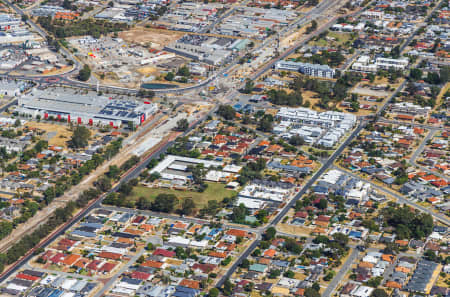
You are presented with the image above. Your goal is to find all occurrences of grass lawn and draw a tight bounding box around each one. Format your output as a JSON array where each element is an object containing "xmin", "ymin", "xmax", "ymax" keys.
[
  {"xmin": 309, "ymin": 31, "xmax": 353, "ymax": 47},
  {"xmin": 128, "ymin": 182, "xmax": 237, "ymax": 209}
]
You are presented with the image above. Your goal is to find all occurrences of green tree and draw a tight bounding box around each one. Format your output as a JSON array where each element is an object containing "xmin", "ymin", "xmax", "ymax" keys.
[
  {"xmin": 284, "ymin": 238, "xmax": 302, "ymax": 254},
  {"xmin": 107, "ymin": 165, "xmax": 120, "ymax": 179},
  {"xmin": 371, "ymin": 288, "xmax": 389, "ymax": 297},
  {"xmin": 267, "ymin": 89, "xmax": 303, "ymax": 106},
  {"xmin": 165, "ymin": 72, "xmax": 175, "ymax": 81},
  {"xmin": 94, "ymin": 176, "xmax": 111, "ymax": 192},
  {"xmin": 136, "ymin": 255, "xmax": 145, "ymax": 263},
  {"xmin": 175, "ymin": 119, "xmax": 189, "ymax": 131},
  {"xmin": 305, "ymin": 287, "xmax": 320, "ymax": 297},
  {"xmin": 209, "ymin": 288, "xmax": 219, "ymax": 297},
  {"xmin": 0, "ymin": 221, "xmax": 13, "ymax": 240},
  {"xmin": 313, "ymin": 235, "xmax": 330, "ymax": 244},
  {"xmin": 332, "ymin": 232, "xmax": 349, "ymax": 246},
  {"xmin": 284, "ymin": 270, "xmax": 295, "ymax": 278},
  {"xmin": 241, "ymin": 259, "xmax": 250, "ymax": 269},
  {"xmin": 78, "ymin": 64, "xmax": 91, "ymax": 81},
  {"xmin": 217, "ymin": 105, "xmax": 235, "ymax": 120},
  {"xmin": 425, "ymin": 71, "xmax": 441, "ymax": 84},
  {"xmin": 317, "ymin": 198, "xmax": 328, "ymax": 209},
  {"xmin": 179, "ymin": 198, "xmax": 196, "ymax": 216},
  {"xmin": 350, "ymin": 101, "xmax": 359, "ymax": 112},
  {"xmin": 306, "ymin": 20, "xmax": 318, "ymax": 34},
  {"xmin": 390, "ymin": 45, "xmax": 400, "ymax": 58},
  {"xmin": 323, "ymin": 271, "xmax": 334, "ymax": 281},
  {"xmin": 381, "ymin": 205, "xmax": 433, "ymax": 239},
  {"xmin": 223, "ymin": 279, "xmax": 234, "ymax": 296},
  {"xmin": 258, "ymin": 115, "xmax": 273, "ymax": 132},
  {"xmin": 263, "ymin": 227, "xmax": 276, "ymax": 241},
  {"xmin": 69, "ymin": 126, "xmax": 91, "ymax": 148},
  {"xmin": 188, "ymin": 164, "xmax": 206, "ymax": 185},
  {"xmin": 231, "ymin": 203, "xmax": 249, "ymax": 224},
  {"xmin": 409, "ymin": 68, "xmax": 423, "ymax": 80},
  {"xmin": 366, "ymin": 276, "xmax": 383, "ymax": 288},
  {"xmin": 136, "ymin": 197, "xmax": 152, "ymax": 210},
  {"xmin": 439, "ymin": 66, "xmax": 450, "ymax": 83},
  {"xmin": 177, "ymin": 65, "xmax": 190, "ymax": 77},
  {"xmin": 151, "ymin": 193, "xmax": 178, "ymax": 212},
  {"xmin": 289, "ymin": 135, "xmax": 305, "ymax": 146},
  {"xmin": 269, "ymin": 269, "xmax": 281, "ymax": 279},
  {"xmin": 242, "ymin": 79, "xmax": 254, "ymax": 94}
]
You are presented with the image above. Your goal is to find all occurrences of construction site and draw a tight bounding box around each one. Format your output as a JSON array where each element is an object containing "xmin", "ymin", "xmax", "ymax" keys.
[{"xmin": 68, "ymin": 34, "xmax": 193, "ymax": 89}]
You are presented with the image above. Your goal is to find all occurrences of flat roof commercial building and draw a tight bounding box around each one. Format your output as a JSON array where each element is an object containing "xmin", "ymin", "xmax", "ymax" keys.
[
  {"xmin": 17, "ymin": 89, "xmax": 158, "ymax": 127},
  {"xmin": 216, "ymin": 7, "xmax": 297, "ymax": 39},
  {"xmin": 165, "ymin": 34, "xmax": 238, "ymax": 65},
  {"xmin": 0, "ymin": 14, "xmax": 21, "ymax": 31},
  {"xmin": 277, "ymin": 107, "xmax": 357, "ymax": 129},
  {"xmin": 352, "ymin": 55, "xmax": 409, "ymax": 72},
  {"xmin": 0, "ymin": 79, "xmax": 27, "ymax": 96},
  {"xmin": 150, "ymin": 155, "xmax": 224, "ymax": 181},
  {"xmin": 275, "ymin": 61, "xmax": 335, "ymax": 78}
]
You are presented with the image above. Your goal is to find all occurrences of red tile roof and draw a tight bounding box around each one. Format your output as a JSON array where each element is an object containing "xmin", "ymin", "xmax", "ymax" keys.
[
  {"xmin": 98, "ymin": 252, "xmax": 122, "ymax": 260},
  {"xmin": 153, "ymin": 248, "xmax": 176, "ymax": 258}
]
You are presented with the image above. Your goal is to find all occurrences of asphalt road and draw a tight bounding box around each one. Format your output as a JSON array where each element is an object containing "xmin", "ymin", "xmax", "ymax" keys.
[
  {"xmin": 2, "ymin": 0, "xmax": 81, "ymax": 72},
  {"xmin": 410, "ymin": 128, "xmax": 437, "ymax": 164},
  {"xmin": 0, "ymin": 0, "xmax": 341, "ymax": 96},
  {"xmin": 0, "ymin": 105, "xmax": 218, "ymax": 283},
  {"xmin": 399, "ymin": 1, "xmax": 443, "ymax": 53},
  {"xmin": 321, "ymin": 248, "xmax": 359, "ymax": 297},
  {"xmin": 409, "ymin": 128, "xmax": 449, "ymax": 181},
  {"xmin": 377, "ymin": 118, "xmax": 443, "ymax": 130},
  {"xmin": 0, "ymin": 99, "xmax": 17, "ymax": 113},
  {"xmin": 2, "ymin": 0, "xmax": 445, "ymax": 292},
  {"xmin": 271, "ymin": 122, "xmax": 367, "ymax": 227},
  {"xmin": 215, "ymin": 121, "xmax": 367, "ymax": 288},
  {"xmin": 214, "ymin": 41, "xmax": 430, "ymax": 287}
]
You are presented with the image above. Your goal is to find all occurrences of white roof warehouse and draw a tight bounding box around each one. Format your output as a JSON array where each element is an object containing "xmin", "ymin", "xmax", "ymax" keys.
[{"xmin": 17, "ymin": 89, "xmax": 158, "ymax": 127}]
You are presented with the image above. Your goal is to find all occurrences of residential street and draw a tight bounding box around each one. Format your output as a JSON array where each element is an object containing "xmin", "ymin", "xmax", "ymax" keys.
[
  {"xmin": 321, "ymin": 248, "xmax": 359, "ymax": 297},
  {"xmin": 409, "ymin": 129, "xmax": 449, "ymax": 181},
  {"xmin": 332, "ymin": 166, "xmax": 450, "ymax": 225}
]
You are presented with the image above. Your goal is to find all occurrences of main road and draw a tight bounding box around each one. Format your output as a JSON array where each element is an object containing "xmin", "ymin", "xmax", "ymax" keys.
[
  {"xmin": 0, "ymin": 104, "xmax": 218, "ymax": 282},
  {"xmin": 1, "ymin": 0, "xmax": 343, "ymax": 96},
  {"xmin": 215, "ymin": 119, "xmax": 368, "ymax": 288}
]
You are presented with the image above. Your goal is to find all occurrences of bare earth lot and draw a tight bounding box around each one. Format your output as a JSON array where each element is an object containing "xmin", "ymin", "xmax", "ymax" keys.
[{"xmin": 119, "ymin": 28, "xmax": 183, "ymax": 49}]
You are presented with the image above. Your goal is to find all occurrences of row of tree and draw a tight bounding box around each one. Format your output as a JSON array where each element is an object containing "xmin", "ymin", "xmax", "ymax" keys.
[
  {"xmin": 381, "ymin": 205, "xmax": 433, "ymax": 239},
  {"xmin": 0, "ymin": 146, "xmax": 143, "ymax": 272},
  {"xmin": 37, "ymin": 17, "xmax": 129, "ymax": 39},
  {"xmin": 0, "ymin": 187, "xmax": 101, "ymax": 273},
  {"xmin": 43, "ymin": 138, "xmax": 122, "ymax": 205}
]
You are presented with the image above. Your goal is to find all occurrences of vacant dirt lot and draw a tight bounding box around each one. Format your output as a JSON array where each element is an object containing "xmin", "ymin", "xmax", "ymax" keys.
[
  {"xmin": 137, "ymin": 66, "xmax": 159, "ymax": 75},
  {"xmin": 119, "ymin": 28, "xmax": 183, "ymax": 49},
  {"xmin": 25, "ymin": 122, "xmax": 72, "ymax": 148}
]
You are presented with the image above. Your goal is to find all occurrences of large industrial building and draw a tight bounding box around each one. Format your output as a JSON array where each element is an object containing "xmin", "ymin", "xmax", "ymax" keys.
[
  {"xmin": 17, "ymin": 89, "xmax": 158, "ymax": 127},
  {"xmin": 165, "ymin": 34, "xmax": 249, "ymax": 65}
]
